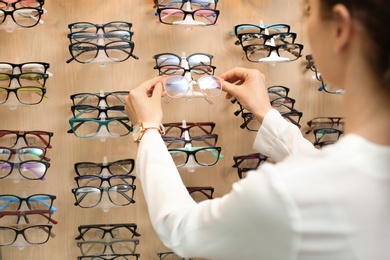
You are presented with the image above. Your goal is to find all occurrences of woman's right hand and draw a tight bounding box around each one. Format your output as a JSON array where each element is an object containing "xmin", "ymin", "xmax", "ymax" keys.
[{"xmin": 219, "ymin": 67, "xmax": 272, "ymax": 123}]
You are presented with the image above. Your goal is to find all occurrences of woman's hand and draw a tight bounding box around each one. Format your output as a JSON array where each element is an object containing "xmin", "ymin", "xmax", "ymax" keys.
[
  {"xmin": 125, "ymin": 76, "xmax": 165, "ymax": 125},
  {"xmin": 220, "ymin": 67, "xmax": 272, "ymax": 123}
]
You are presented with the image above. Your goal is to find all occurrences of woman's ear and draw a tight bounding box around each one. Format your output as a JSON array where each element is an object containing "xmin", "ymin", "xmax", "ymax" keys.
[{"xmin": 332, "ymin": 4, "xmax": 353, "ymax": 53}]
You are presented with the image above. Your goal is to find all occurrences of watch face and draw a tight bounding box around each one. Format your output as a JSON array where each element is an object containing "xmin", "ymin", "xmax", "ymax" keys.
[{"xmin": 132, "ymin": 123, "xmax": 141, "ymax": 141}]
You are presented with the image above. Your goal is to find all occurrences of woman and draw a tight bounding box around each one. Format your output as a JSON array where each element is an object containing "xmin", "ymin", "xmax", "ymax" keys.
[{"xmin": 126, "ymin": 0, "xmax": 390, "ymax": 259}]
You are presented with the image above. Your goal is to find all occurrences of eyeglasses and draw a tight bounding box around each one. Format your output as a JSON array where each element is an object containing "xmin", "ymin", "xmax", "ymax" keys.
[
  {"xmin": 270, "ymin": 96, "xmax": 296, "ymax": 113},
  {"xmin": 0, "ymin": 0, "xmax": 44, "ymax": 8},
  {"xmin": 75, "ymin": 223, "xmax": 140, "ymax": 241},
  {"xmin": 77, "ymin": 239, "xmax": 139, "ymax": 256},
  {"xmin": 68, "ymin": 21, "xmax": 133, "ymax": 34},
  {"xmin": 240, "ymin": 110, "xmax": 303, "ymax": 131},
  {"xmin": 74, "ymin": 159, "xmax": 135, "ymax": 176},
  {"xmin": 156, "ymin": 8, "xmax": 219, "ymax": 26},
  {"xmin": 0, "ymin": 86, "xmax": 46, "ymax": 105},
  {"xmin": 313, "ymin": 128, "xmax": 343, "ymax": 148},
  {"xmin": 186, "ymin": 186, "xmax": 214, "ymax": 200},
  {"xmin": 0, "ymin": 210, "xmax": 57, "ymax": 225},
  {"xmin": 158, "ymin": 251, "xmax": 193, "ymax": 260},
  {"xmin": 156, "ymin": 65, "xmax": 216, "ymax": 77},
  {"xmin": 0, "ymin": 7, "xmax": 44, "ymax": 27},
  {"xmin": 68, "ymin": 117, "xmax": 132, "ymax": 138},
  {"xmin": 235, "ymin": 32, "xmax": 297, "ymax": 47},
  {"xmin": 268, "ymin": 85, "xmax": 290, "ymax": 100},
  {"xmin": 0, "ymin": 146, "xmax": 47, "ymax": 161},
  {"xmin": 74, "ymin": 175, "xmax": 136, "ymax": 188},
  {"xmin": 0, "ymin": 62, "xmax": 49, "ymax": 74},
  {"xmin": 305, "ymin": 54, "xmax": 344, "ymax": 94},
  {"xmin": 163, "ymin": 122, "xmax": 215, "ymax": 138},
  {"xmin": 71, "ymin": 105, "xmax": 126, "ymax": 118},
  {"xmin": 0, "ymin": 130, "xmax": 53, "ymax": 149},
  {"xmin": 67, "ymin": 41, "xmax": 138, "ymax": 64},
  {"xmin": 0, "ymin": 224, "xmax": 53, "ymax": 246},
  {"xmin": 163, "ymin": 133, "xmax": 218, "ymax": 148},
  {"xmin": 0, "ymin": 160, "xmax": 50, "ymax": 180},
  {"xmin": 305, "ymin": 117, "xmax": 344, "ymax": 134},
  {"xmin": 0, "ymin": 194, "xmax": 56, "ymax": 211},
  {"xmin": 71, "ymin": 91, "xmax": 129, "ymax": 107},
  {"xmin": 232, "ymin": 153, "xmax": 268, "ymax": 179},
  {"xmin": 67, "ymin": 30, "xmax": 133, "ymax": 44},
  {"xmin": 281, "ymin": 111, "xmax": 303, "ymax": 128},
  {"xmin": 154, "ymin": 0, "xmax": 218, "ymax": 10},
  {"xmin": 243, "ymin": 43, "xmax": 304, "ymax": 62},
  {"xmin": 161, "ymin": 75, "xmax": 222, "ymax": 98},
  {"xmin": 77, "ymin": 254, "xmax": 140, "ymax": 260},
  {"xmin": 0, "ymin": 72, "xmax": 48, "ymax": 88},
  {"xmin": 169, "ymin": 146, "xmax": 222, "ymax": 167},
  {"xmin": 72, "ymin": 184, "xmax": 136, "ymax": 208},
  {"xmin": 153, "ymin": 53, "xmax": 213, "ymax": 68},
  {"xmin": 234, "ymin": 23, "xmax": 291, "ymax": 37}
]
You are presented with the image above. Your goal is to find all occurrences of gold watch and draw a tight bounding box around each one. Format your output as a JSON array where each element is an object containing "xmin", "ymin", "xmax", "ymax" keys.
[{"xmin": 132, "ymin": 122, "xmax": 165, "ymax": 143}]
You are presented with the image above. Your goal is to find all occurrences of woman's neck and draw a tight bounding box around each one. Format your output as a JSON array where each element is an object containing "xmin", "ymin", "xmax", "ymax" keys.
[{"xmin": 343, "ymin": 67, "xmax": 390, "ymax": 145}]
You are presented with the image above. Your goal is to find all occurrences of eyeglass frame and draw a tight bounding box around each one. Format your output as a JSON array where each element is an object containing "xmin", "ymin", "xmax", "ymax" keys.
[
  {"xmin": 0, "ymin": 159, "xmax": 51, "ymax": 180},
  {"xmin": 0, "ymin": 86, "xmax": 46, "ymax": 105},
  {"xmin": 66, "ymin": 40, "xmax": 138, "ymax": 64},
  {"xmin": 0, "ymin": 145, "xmax": 49, "ymax": 161},
  {"xmin": 70, "ymin": 91, "xmax": 129, "ymax": 107},
  {"xmin": 153, "ymin": 52, "xmax": 213, "ymax": 68},
  {"xmin": 0, "ymin": 209, "xmax": 57, "ymax": 225},
  {"xmin": 168, "ymin": 146, "xmax": 222, "ymax": 167},
  {"xmin": 72, "ymin": 184, "xmax": 136, "ymax": 208},
  {"xmin": 77, "ymin": 238, "xmax": 140, "ymax": 256},
  {"xmin": 0, "ymin": 62, "xmax": 49, "ymax": 74},
  {"xmin": 235, "ymin": 32, "xmax": 297, "ymax": 47},
  {"xmin": 155, "ymin": 8, "xmax": 220, "ymax": 26},
  {"xmin": 163, "ymin": 122, "xmax": 215, "ymax": 138},
  {"xmin": 74, "ymin": 175, "xmax": 136, "ymax": 188},
  {"xmin": 0, "ymin": 130, "xmax": 53, "ymax": 149},
  {"xmin": 77, "ymin": 254, "xmax": 140, "ymax": 260},
  {"xmin": 242, "ymin": 43, "xmax": 304, "ymax": 63},
  {"xmin": 75, "ymin": 223, "xmax": 141, "ymax": 241},
  {"xmin": 0, "ymin": 224, "xmax": 53, "ymax": 246},
  {"xmin": 0, "ymin": 7, "xmax": 44, "ymax": 28},
  {"xmin": 232, "ymin": 153, "xmax": 268, "ymax": 179},
  {"xmin": 163, "ymin": 133, "xmax": 218, "ymax": 148},
  {"xmin": 71, "ymin": 105, "xmax": 126, "ymax": 118},
  {"xmin": 153, "ymin": 0, "xmax": 218, "ymax": 10},
  {"xmin": 67, "ymin": 116, "xmax": 132, "ymax": 138},
  {"xmin": 305, "ymin": 116, "xmax": 345, "ymax": 134},
  {"xmin": 186, "ymin": 186, "xmax": 214, "ymax": 200},
  {"xmin": 68, "ymin": 21, "xmax": 133, "ymax": 34},
  {"xmin": 74, "ymin": 159, "xmax": 135, "ymax": 176},
  {"xmin": 0, "ymin": 194, "xmax": 57, "ymax": 212}
]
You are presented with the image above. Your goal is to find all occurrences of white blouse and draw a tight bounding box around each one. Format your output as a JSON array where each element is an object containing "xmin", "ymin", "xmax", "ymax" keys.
[{"xmin": 136, "ymin": 109, "xmax": 390, "ymax": 260}]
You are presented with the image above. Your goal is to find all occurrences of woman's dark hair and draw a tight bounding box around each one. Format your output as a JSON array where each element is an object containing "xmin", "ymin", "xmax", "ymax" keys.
[{"xmin": 320, "ymin": 0, "xmax": 390, "ymax": 86}]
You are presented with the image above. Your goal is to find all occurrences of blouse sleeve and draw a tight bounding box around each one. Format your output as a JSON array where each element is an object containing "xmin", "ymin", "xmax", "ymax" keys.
[
  {"xmin": 136, "ymin": 130, "xmax": 299, "ymax": 259},
  {"xmin": 253, "ymin": 109, "xmax": 319, "ymax": 162}
]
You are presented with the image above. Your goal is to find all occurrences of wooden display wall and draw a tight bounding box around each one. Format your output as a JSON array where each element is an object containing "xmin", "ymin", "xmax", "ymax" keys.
[{"xmin": 0, "ymin": 0, "xmax": 344, "ymax": 259}]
